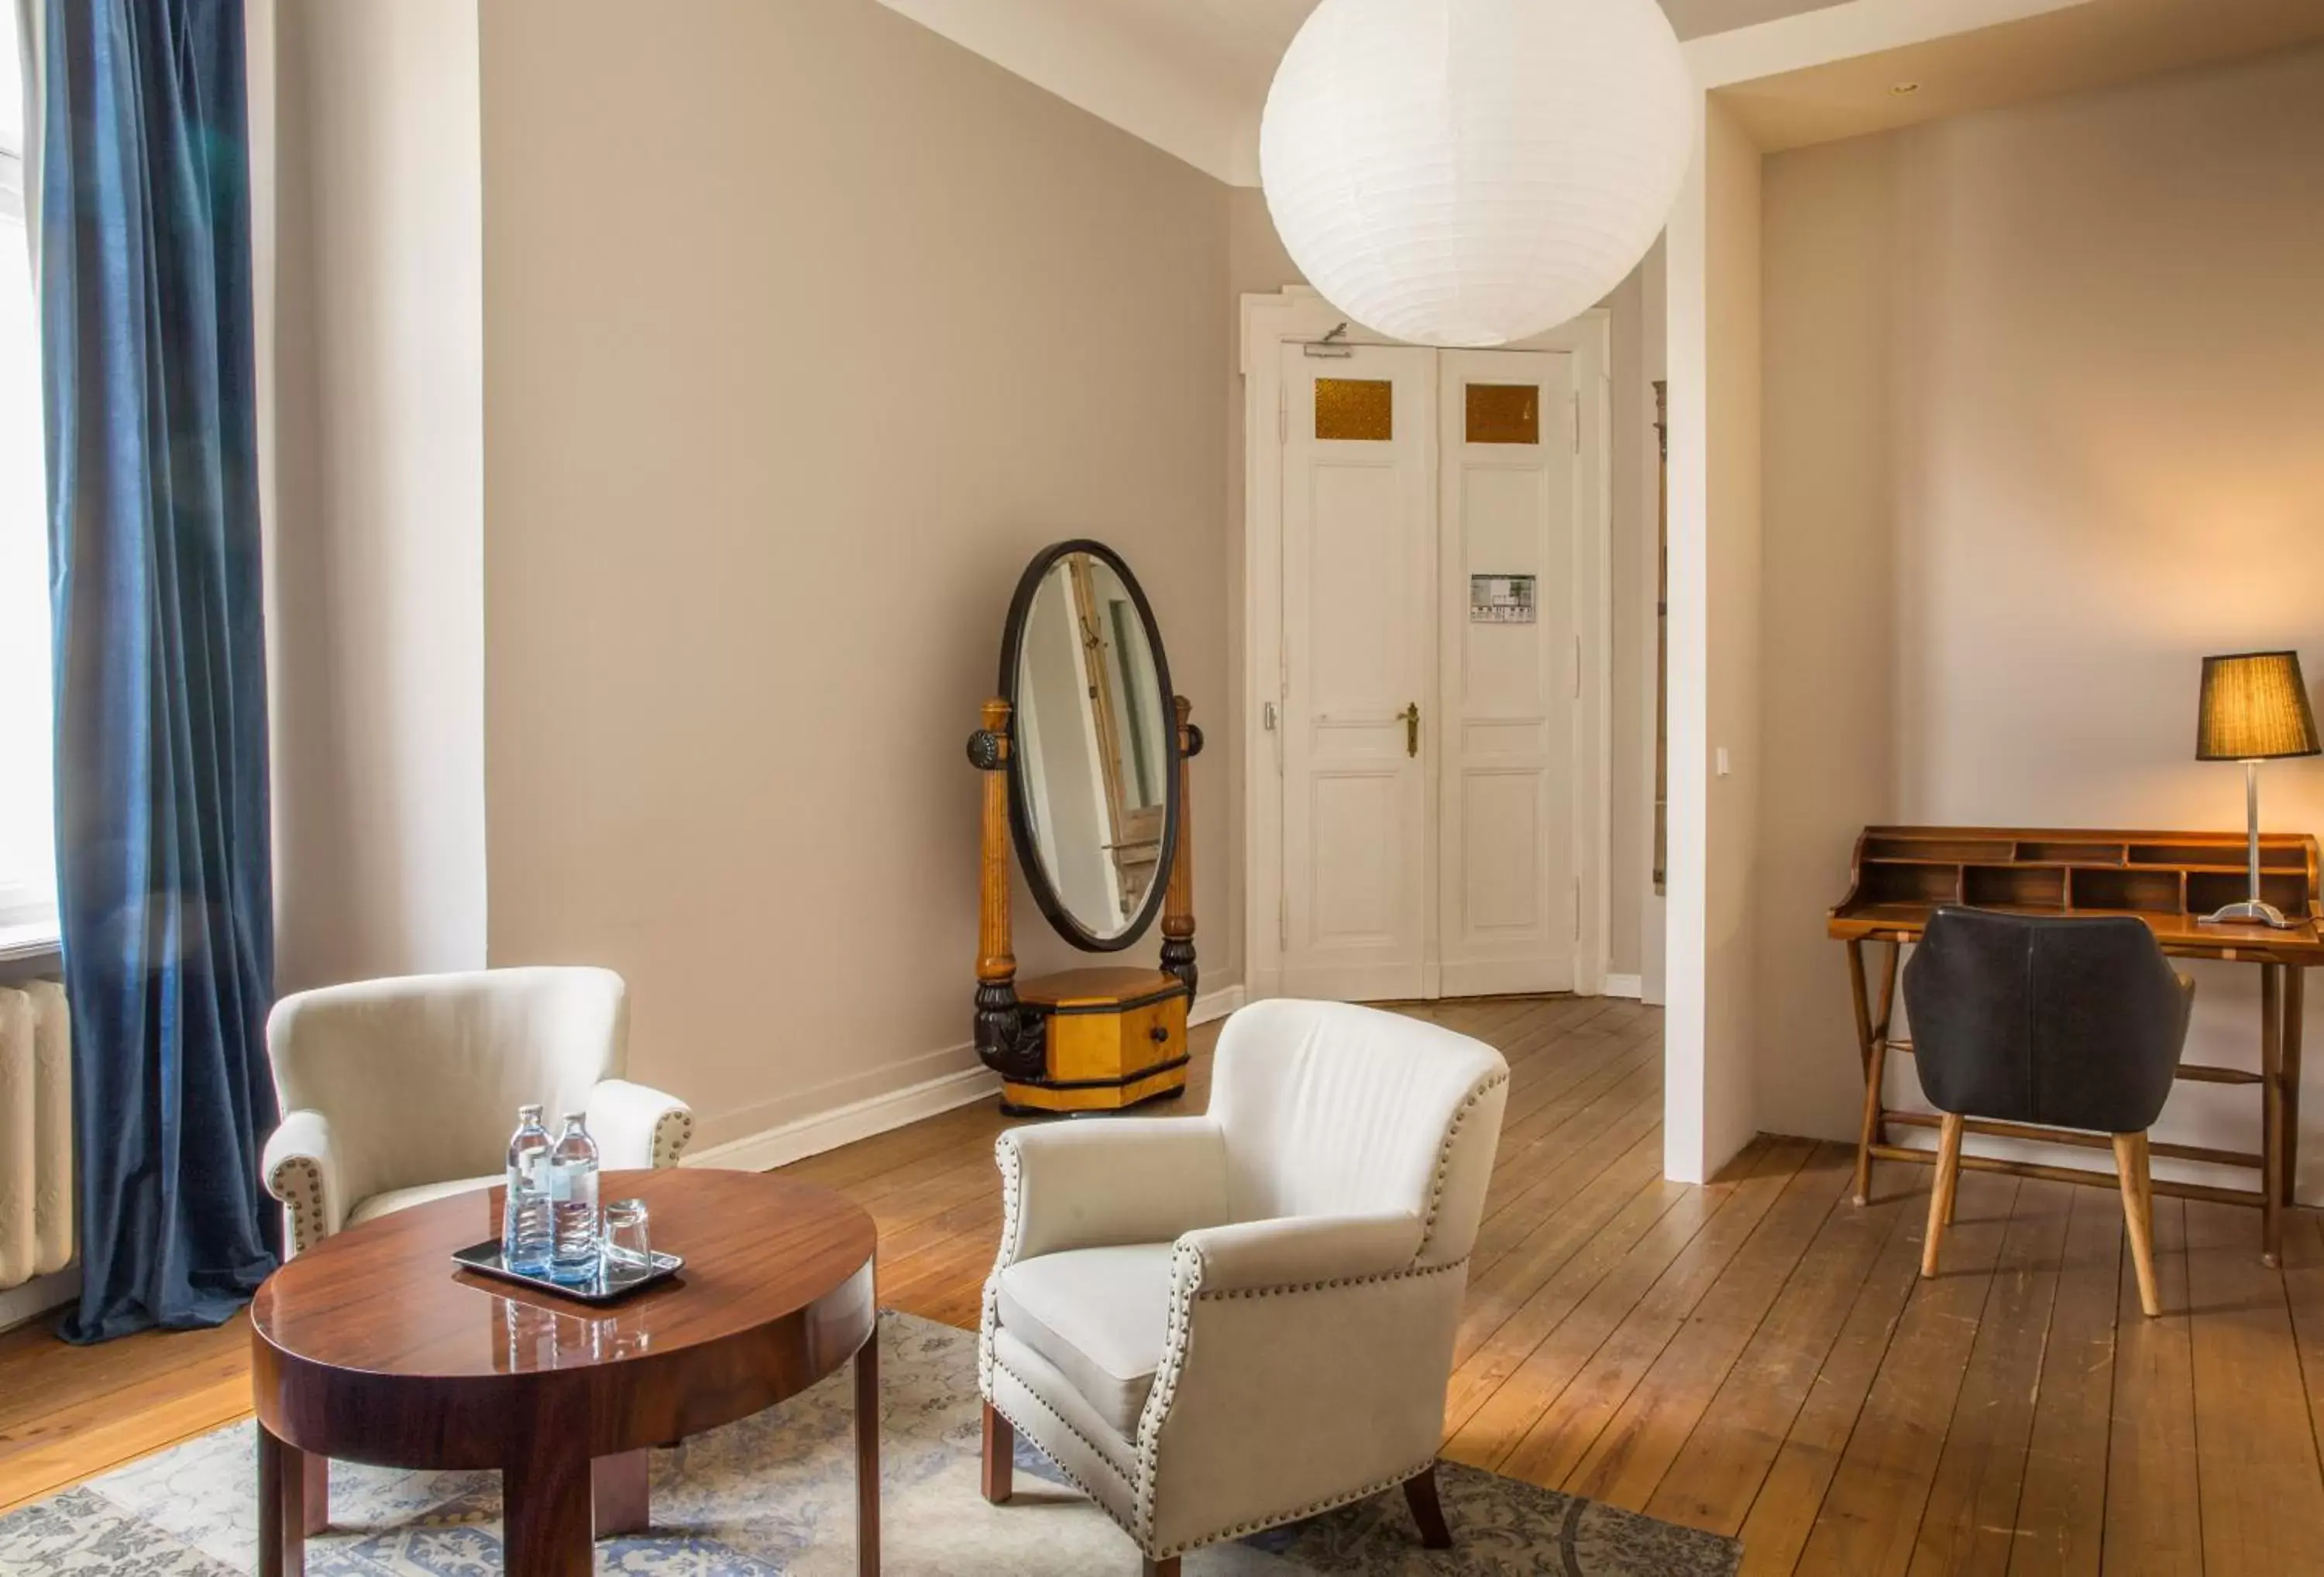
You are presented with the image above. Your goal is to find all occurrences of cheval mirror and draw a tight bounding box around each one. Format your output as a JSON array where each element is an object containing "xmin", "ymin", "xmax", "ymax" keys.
[{"xmin": 967, "ymin": 541, "xmax": 1200, "ymax": 1115}]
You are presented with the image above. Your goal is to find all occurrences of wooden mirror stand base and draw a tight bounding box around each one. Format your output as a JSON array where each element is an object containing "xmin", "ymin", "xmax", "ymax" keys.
[
  {"xmin": 997, "ymin": 967, "xmax": 1190, "ymax": 1116},
  {"xmin": 969, "ymin": 696, "xmax": 1202, "ymax": 1117}
]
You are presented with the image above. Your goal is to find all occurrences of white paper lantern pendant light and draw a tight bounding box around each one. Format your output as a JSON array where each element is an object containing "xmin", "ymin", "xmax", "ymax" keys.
[{"xmin": 1261, "ymin": 0, "xmax": 1693, "ymax": 349}]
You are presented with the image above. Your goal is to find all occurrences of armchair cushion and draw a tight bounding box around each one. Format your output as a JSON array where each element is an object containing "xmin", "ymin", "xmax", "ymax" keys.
[
  {"xmin": 346, "ymin": 1174, "xmax": 500, "ymax": 1230},
  {"xmin": 995, "ymin": 1243, "xmax": 1177, "ymax": 1436}
]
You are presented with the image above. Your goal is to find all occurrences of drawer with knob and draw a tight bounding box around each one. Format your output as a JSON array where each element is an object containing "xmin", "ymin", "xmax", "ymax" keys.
[{"xmin": 1002, "ymin": 967, "xmax": 1191, "ymax": 1115}]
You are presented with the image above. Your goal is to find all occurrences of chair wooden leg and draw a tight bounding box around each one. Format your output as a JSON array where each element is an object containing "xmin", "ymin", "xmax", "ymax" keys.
[
  {"xmin": 1922, "ymin": 1112, "xmax": 1965, "ymax": 1279},
  {"xmin": 981, "ymin": 1402, "xmax": 1012, "ymax": 1505},
  {"xmin": 2116, "ymin": 1131, "xmax": 2161, "ymax": 1317},
  {"xmin": 1143, "ymin": 1561, "xmax": 1179, "ymax": 1577},
  {"xmin": 1404, "ymin": 1461, "xmax": 1453, "ymax": 1549}
]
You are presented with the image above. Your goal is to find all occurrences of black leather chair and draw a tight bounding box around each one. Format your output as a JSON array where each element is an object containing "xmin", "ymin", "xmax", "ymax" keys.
[{"xmin": 1902, "ymin": 907, "xmax": 2195, "ymax": 1316}]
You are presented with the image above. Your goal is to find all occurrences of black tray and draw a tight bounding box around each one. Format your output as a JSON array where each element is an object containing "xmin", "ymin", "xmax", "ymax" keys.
[{"xmin": 452, "ymin": 1239, "xmax": 684, "ymax": 1304}]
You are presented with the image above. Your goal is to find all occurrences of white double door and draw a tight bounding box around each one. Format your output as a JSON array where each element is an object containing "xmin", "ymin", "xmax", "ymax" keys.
[{"xmin": 1279, "ymin": 342, "xmax": 1581, "ymax": 1002}]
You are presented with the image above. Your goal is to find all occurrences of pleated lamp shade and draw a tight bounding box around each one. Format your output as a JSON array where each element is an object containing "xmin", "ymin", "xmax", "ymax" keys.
[
  {"xmin": 2196, "ymin": 651, "xmax": 2321, "ymax": 761},
  {"xmin": 1259, "ymin": 0, "xmax": 1693, "ymax": 349}
]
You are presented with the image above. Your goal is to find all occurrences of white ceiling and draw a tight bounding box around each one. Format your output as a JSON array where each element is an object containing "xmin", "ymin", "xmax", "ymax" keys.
[{"xmin": 876, "ymin": 0, "xmax": 1854, "ymax": 184}]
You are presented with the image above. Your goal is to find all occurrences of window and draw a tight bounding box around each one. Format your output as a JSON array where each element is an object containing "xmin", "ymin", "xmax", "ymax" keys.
[{"xmin": 0, "ymin": 9, "xmax": 57, "ymax": 949}]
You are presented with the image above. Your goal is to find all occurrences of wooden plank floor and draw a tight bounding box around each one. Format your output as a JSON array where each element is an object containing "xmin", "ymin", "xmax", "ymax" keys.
[{"xmin": 5, "ymin": 995, "xmax": 2324, "ymax": 1575}]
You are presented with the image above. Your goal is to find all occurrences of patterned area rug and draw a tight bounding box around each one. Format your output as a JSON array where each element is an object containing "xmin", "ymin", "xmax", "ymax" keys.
[{"xmin": 0, "ymin": 1312, "xmax": 1739, "ymax": 1575}]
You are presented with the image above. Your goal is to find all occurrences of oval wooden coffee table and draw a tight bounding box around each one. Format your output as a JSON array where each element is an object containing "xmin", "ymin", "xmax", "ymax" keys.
[{"xmin": 249, "ymin": 1168, "xmax": 879, "ymax": 1576}]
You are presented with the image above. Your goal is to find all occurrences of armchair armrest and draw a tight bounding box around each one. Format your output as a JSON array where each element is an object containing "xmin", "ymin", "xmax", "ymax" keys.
[
  {"xmin": 586, "ymin": 1078, "xmax": 696, "ymax": 1170},
  {"xmin": 997, "ymin": 1118, "xmax": 1230, "ymax": 1266},
  {"xmin": 1177, "ymin": 1211, "xmax": 1424, "ymax": 1294},
  {"xmin": 262, "ymin": 1108, "xmax": 346, "ymax": 1256}
]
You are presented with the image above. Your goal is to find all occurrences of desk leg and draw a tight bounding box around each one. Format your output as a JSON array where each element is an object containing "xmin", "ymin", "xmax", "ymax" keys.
[
  {"xmin": 1849, "ymin": 940, "xmax": 1899, "ymax": 1207},
  {"xmin": 256, "ymin": 1423, "xmax": 305, "ymax": 1577},
  {"xmin": 2284, "ymin": 970, "xmax": 2305, "ymax": 1211},
  {"xmin": 856, "ymin": 1328, "xmax": 882, "ymax": 1576},
  {"xmin": 2264, "ymin": 964, "xmax": 2286, "ymax": 1267}
]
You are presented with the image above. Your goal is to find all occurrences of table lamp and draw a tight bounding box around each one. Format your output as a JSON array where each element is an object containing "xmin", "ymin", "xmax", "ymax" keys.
[{"xmin": 2196, "ymin": 650, "xmax": 2320, "ymax": 927}]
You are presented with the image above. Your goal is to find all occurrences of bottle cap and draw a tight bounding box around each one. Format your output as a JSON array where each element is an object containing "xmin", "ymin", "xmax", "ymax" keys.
[
  {"xmin": 519, "ymin": 1103, "xmax": 543, "ymax": 1118},
  {"xmin": 562, "ymin": 1112, "xmax": 586, "ymax": 1125}
]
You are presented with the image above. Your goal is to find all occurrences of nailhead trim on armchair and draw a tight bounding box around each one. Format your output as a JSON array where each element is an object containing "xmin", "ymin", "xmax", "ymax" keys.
[
  {"xmin": 651, "ymin": 1106, "xmax": 696, "ymax": 1169},
  {"xmin": 269, "ymin": 1156, "xmax": 329, "ymax": 1258},
  {"xmin": 1153, "ymin": 1454, "xmax": 1445, "ymax": 1560},
  {"xmin": 985, "ymin": 1387, "xmax": 1142, "ymax": 1541},
  {"xmin": 1417, "ymin": 1069, "xmax": 1511, "ymax": 1258},
  {"xmin": 978, "ymin": 1134, "xmax": 1026, "ymax": 1400},
  {"xmin": 1191, "ymin": 1256, "xmax": 1467, "ymax": 1302},
  {"xmin": 1134, "ymin": 1237, "xmax": 1474, "ymax": 1557},
  {"xmin": 992, "ymin": 1357, "xmax": 1140, "ymax": 1486}
]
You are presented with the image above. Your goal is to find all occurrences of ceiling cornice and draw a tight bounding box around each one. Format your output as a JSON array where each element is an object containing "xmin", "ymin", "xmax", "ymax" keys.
[
  {"xmin": 875, "ymin": 0, "xmax": 2130, "ymax": 186},
  {"xmin": 878, "ymin": 0, "xmax": 1267, "ymax": 184}
]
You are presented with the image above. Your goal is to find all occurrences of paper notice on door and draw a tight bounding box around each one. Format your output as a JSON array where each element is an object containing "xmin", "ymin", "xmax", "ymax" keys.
[{"xmin": 1470, "ymin": 574, "xmax": 1537, "ymax": 624}]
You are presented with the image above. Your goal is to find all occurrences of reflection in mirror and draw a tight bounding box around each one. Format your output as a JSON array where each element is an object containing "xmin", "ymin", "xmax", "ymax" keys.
[{"xmin": 1012, "ymin": 552, "xmax": 1172, "ymax": 941}]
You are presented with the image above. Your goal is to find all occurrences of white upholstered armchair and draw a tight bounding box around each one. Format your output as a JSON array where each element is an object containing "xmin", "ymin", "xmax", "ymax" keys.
[
  {"xmin": 260, "ymin": 967, "xmax": 693, "ymax": 1256},
  {"xmin": 978, "ymin": 998, "xmax": 1511, "ymax": 1575}
]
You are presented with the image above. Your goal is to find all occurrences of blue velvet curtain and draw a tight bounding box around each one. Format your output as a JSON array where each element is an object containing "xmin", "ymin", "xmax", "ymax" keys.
[{"xmin": 39, "ymin": 0, "xmax": 280, "ymax": 1342}]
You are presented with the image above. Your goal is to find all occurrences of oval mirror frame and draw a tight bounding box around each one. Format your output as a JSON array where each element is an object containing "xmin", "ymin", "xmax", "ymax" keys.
[{"xmin": 998, "ymin": 539, "xmax": 1181, "ymax": 953}]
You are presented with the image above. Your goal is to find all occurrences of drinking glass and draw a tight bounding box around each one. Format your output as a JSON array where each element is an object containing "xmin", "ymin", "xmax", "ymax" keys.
[{"xmin": 603, "ymin": 1198, "xmax": 651, "ymax": 1273}]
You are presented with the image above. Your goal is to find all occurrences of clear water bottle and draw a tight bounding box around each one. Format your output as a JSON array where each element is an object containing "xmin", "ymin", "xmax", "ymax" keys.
[
  {"xmin": 548, "ymin": 1111, "xmax": 602, "ymax": 1284},
  {"xmin": 502, "ymin": 1105, "xmax": 554, "ymax": 1276}
]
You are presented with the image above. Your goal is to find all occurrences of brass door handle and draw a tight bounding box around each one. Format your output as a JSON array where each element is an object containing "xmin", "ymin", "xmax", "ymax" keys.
[{"xmin": 1402, "ymin": 702, "xmax": 1420, "ymax": 758}]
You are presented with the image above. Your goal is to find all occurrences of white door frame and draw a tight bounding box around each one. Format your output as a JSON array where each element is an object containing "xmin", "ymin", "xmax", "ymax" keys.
[{"xmin": 1241, "ymin": 286, "xmax": 1614, "ymax": 1003}]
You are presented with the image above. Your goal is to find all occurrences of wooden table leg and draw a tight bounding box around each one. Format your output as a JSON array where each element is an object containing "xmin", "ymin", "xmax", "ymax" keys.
[
  {"xmin": 302, "ymin": 1452, "xmax": 328, "ymax": 1535},
  {"xmin": 2264, "ymin": 963, "xmax": 2286, "ymax": 1267},
  {"xmin": 857, "ymin": 1329, "xmax": 882, "ymax": 1576},
  {"xmin": 504, "ymin": 1425, "xmax": 593, "ymax": 1575},
  {"xmin": 256, "ymin": 1423, "xmax": 305, "ymax": 1577},
  {"xmin": 2284, "ymin": 969, "xmax": 2305, "ymax": 1211},
  {"xmin": 1850, "ymin": 940, "xmax": 1899, "ymax": 1206},
  {"xmin": 593, "ymin": 1450, "xmax": 651, "ymax": 1538},
  {"xmin": 1848, "ymin": 941, "xmax": 1875, "ymax": 1204}
]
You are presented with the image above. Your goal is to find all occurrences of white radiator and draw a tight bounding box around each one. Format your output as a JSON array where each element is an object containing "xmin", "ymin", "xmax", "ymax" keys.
[{"xmin": 0, "ymin": 979, "xmax": 71, "ymax": 1292}]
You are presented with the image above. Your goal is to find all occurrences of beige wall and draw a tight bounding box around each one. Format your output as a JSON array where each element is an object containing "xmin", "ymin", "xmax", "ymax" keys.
[
  {"xmin": 1757, "ymin": 44, "xmax": 2324, "ymax": 1192},
  {"xmin": 475, "ymin": 0, "xmax": 1232, "ymax": 1149},
  {"xmin": 1223, "ymin": 187, "xmax": 1664, "ymax": 981},
  {"xmin": 266, "ymin": 0, "xmax": 488, "ymax": 992}
]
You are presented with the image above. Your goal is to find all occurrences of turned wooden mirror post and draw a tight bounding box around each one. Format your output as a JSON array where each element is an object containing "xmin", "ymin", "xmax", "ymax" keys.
[
  {"xmin": 1160, "ymin": 695, "xmax": 1202, "ymax": 998},
  {"xmin": 968, "ymin": 698, "xmax": 1043, "ymax": 1082}
]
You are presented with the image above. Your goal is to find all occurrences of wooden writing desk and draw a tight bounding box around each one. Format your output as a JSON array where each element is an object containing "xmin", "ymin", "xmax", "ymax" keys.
[{"xmin": 1829, "ymin": 825, "xmax": 2324, "ymax": 1265}]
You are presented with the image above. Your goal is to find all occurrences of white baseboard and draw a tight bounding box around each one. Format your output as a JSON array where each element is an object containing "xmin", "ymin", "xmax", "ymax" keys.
[
  {"xmin": 1190, "ymin": 983, "xmax": 1246, "ymax": 1025},
  {"xmin": 686, "ymin": 1060, "xmax": 1001, "ymax": 1174},
  {"xmin": 0, "ymin": 1265, "xmax": 78, "ymax": 1336},
  {"xmin": 684, "ymin": 977, "xmax": 1246, "ymax": 1177},
  {"xmin": 1602, "ymin": 973, "xmax": 1644, "ymax": 1000}
]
